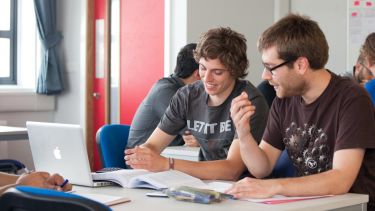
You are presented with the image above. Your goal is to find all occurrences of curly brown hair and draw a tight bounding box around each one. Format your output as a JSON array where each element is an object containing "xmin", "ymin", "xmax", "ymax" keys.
[
  {"xmin": 362, "ymin": 33, "xmax": 375, "ymax": 66},
  {"xmin": 194, "ymin": 27, "xmax": 248, "ymax": 79}
]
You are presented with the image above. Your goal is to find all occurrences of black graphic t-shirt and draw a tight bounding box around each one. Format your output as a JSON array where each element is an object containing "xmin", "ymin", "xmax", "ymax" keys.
[
  {"xmin": 283, "ymin": 122, "xmax": 332, "ymax": 175},
  {"xmin": 263, "ymin": 72, "xmax": 375, "ymax": 205},
  {"xmin": 158, "ymin": 80, "xmax": 269, "ymax": 161}
]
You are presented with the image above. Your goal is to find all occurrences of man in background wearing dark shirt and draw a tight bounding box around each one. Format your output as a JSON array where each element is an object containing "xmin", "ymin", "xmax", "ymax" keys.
[{"xmin": 127, "ymin": 43, "xmax": 200, "ymax": 149}]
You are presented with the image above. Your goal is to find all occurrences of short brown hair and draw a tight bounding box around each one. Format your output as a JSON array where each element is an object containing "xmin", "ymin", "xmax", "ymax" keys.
[
  {"xmin": 362, "ymin": 32, "xmax": 375, "ymax": 66},
  {"xmin": 258, "ymin": 13, "xmax": 329, "ymax": 70},
  {"xmin": 194, "ymin": 27, "xmax": 248, "ymax": 79}
]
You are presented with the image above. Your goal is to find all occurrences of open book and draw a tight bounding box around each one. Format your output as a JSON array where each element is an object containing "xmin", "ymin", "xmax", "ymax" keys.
[{"xmin": 92, "ymin": 169, "xmax": 208, "ymax": 190}]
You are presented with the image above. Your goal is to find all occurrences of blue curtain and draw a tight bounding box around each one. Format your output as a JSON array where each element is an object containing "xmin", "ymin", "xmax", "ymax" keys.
[{"xmin": 34, "ymin": 0, "xmax": 64, "ymax": 94}]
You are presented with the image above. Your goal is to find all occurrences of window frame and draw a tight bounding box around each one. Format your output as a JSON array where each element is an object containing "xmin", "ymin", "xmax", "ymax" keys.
[{"xmin": 0, "ymin": 0, "xmax": 18, "ymax": 84}]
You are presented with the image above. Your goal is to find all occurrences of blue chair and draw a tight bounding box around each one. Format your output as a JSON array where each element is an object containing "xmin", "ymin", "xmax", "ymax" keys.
[
  {"xmin": 0, "ymin": 186, "xmax": 111, "ymax": 211},
  {"xmin": 96, "ymin": 124, "xmax": 130, "ymax": 169},
  {"xmin": 270, "ymin": 150, "xmax": 296, "ymax": 178},
  {"xmin": 0, "ymin": 159, "xmax": 26, "ymax": 174},
  {"xmin": 257, "ymin": 81, "xmax": 296, "ymax": 178}
]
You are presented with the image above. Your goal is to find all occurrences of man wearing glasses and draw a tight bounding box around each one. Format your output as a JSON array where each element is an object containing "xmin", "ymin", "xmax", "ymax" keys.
[
  {"xmin": 227, "ymin": 14, "xmax": 375, "ymax": 210},
  {"xmin": 125, "ymin": 27, "xmax": 269, "ymax": 180},
  {"xmin": 353, "ymin": 51, "xmax": 373, "ymax": 86}
]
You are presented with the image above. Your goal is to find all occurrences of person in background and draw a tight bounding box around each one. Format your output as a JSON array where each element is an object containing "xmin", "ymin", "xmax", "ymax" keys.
[
  {"xmin": 125, "ymin": 27, "xmax": 269, "ymax": 180},
  {"xmin": 361, "ymin": 32, "xmax": 375, "ymax": 106},
  {"xmin": 127, "ymin": 43, "xmax": 201, "ymax": 149},
  {"xmin": 227, "ymin": 14, "xmax": 375, "ymax": 211},
  {"xmin": 353, "ymin": 50, "xmax": 373, "ymax": 85},
  {"xmin": 0, "ymin": 171, "xmax": 72, "ymax": 195}
]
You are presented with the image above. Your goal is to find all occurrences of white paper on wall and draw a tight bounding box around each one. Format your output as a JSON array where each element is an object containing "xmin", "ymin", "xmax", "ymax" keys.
[
  {"xmin": 348, "ymin": 0, "xmax": 375, "ymax": 67},
  {"xmin": 96, "ymin": 19, "xmax": 105, "ymax": 79}
]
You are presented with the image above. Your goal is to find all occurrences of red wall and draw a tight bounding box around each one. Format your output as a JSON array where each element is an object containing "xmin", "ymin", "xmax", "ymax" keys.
[
  {"xmin": 119, "ymin": 0, "xmax": 164, "ymax": 124},
  {"xmin": 93, "ymin": 0, "xmax": 106, "ymax": 170}
]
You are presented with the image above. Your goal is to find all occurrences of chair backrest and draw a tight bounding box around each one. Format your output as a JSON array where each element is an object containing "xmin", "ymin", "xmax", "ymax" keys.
[
  {"xmin": 257, "ymin": 80, "xmax": 276, "ymax": 107},
  {"xmin": 0, "ymin": 186, "xmax": 111, "ymax": 211},
  {"xmin": 270, "ymin": 150, "xmax": 296, "ymax": 178},
  {"xmin": 257, "ymin": 81, "xmax": 296, "ymax": 178},
  {"xmin": 96, "ymin": 124, "xmax": 130, "ymax": 168}
]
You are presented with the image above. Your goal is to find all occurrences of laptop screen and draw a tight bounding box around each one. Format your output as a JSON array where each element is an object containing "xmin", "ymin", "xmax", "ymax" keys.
[{"xmin": 26, "ymin": 121, "xmax": 95, "ymax": 186}]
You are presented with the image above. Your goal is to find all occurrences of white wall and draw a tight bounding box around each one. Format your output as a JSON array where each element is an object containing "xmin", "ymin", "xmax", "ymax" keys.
[
  {"xmin": 186, "ymin": 0, "xmax": 275, "ymax": 86},
  {"xmin": 167, "ymin": 0, "xmax": 352, "ymax": 85},
  {"xmin": 166, "ymin": 0, "xmax": 275, "ymax": 86},
  {"xmin": 55, "ymin": 0, "xmax": 83, "ymax": 125},
  {"xmin": 164, "ymin": 0, "xmax": 187, "ymax": 76},
  {"xmin": 290, "ymin": 0, "xmax": 349, "ymax": 74}
]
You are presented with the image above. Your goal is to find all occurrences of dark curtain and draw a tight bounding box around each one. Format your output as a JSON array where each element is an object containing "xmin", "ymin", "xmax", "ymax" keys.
[{"xmin": 34, "ymin": 0, "xmax": 63, "ymax": 94}]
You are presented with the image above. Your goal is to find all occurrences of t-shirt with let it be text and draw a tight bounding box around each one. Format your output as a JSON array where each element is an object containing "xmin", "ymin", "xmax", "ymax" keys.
[{"xmin": 158, "ymin": 79, "xmax": 269, "ymax": 161}]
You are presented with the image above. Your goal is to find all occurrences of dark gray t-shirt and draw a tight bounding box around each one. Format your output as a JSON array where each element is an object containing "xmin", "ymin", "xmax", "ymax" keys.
[
  {"xmin": 128, "ymin": 76, "xmax": 185, "ymax": 149},
  {"xmin": 263, "ymin": 72, "xmax": 375, "ymax": 206},
  {"xmin": 158, "ymin": 80, "xmax": 269, "ymax": 161}
]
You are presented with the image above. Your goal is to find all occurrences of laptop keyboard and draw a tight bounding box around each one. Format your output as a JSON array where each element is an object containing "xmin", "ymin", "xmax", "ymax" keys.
[{"xmin": 96, "ymin": 167, "xmax": 124, "ymax": 173}]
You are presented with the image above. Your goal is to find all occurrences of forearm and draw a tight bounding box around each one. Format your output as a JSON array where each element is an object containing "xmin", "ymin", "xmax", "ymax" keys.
[
  {"xmin": 142, "ymin": 127, "xmax": 176, "ymax": 154},
  {"xmin": 142, "ymin": 142, "xmax": 163, "ymax": 153},
  {"xmin": 276, "ymin": 149, "xmax": 363, "ymax": 196},
  {"xmin": 273, "ymin": 169, "xmax": 353, "ymax": 197},
  {"xmin": 238, "ymin": 135, "xmax": 272, "ymax": 178},
  {"xmin": 0, "ymin": 172, "xmax": 19, "ymax": 186},
  {"xmin": 174, "ymin": 159, "xmax": 245, "ymax": 181}
]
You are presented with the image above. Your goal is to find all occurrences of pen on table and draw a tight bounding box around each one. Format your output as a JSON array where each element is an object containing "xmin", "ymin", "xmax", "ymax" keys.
[{"xmin": 60, "ymin": 179, "xmax": 69, "ymax": 188}]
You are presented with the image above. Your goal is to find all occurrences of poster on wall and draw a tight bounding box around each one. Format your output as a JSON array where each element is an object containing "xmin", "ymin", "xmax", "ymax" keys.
[
  {"xmin": 96, "ymin": 19, "xmax": 105, "ymax": 79},
  {"xmin": 348, "ymin": 0, "xmax": 375, "ymax": 66}
]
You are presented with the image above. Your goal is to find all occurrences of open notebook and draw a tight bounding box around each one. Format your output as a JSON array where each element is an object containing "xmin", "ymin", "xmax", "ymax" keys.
[{"xmin": 92, "ymin": 169, "xmax": 208, "ymax": 190}]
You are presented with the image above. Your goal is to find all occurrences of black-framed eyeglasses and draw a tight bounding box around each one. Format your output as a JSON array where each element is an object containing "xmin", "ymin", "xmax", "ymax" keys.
[
  {"xmin": 360, "ymin": 62, "xmax": 374, "ymax": 76},
  {"xmin": 264, "ymin": 60, "xmax": 294, "ymax": 75}
]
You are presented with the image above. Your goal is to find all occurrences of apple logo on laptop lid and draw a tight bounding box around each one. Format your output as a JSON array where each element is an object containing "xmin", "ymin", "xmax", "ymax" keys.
[{"xmin": 53, "ymin": 147, "xmax": 62, "ymax": 160}]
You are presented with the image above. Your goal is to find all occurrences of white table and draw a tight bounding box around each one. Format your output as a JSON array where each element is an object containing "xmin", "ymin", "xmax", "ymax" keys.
[
  {"xmin": 0, "ymin": 126, "xmax": 28, "ymax": 141},
  {"xmin": 73, "ymin": 186, "xmax": 368, "ymax": 211}
]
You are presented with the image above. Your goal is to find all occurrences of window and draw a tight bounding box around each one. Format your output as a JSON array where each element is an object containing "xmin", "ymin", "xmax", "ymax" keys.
[
  {"xmin": 0, "ymin": 1, "xmax": 52, "ymax": 112},
  {"xmin": 0, "ymin": 0, "xmax": 17, "ymax": 84},
  {"xmin": 0, "ymin": 0, "xmax": 39, "ymax": 89}
]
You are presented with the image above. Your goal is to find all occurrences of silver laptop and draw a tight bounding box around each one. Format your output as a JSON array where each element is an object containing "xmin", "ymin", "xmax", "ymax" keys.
[{"xmin": 26, "ymin": 121, "xmax": 111, "ymax": 187}]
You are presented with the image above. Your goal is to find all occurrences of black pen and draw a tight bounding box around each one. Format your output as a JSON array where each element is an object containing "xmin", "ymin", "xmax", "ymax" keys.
[{"xmin": 60, "ymin": 179, "xmax": 69, "ymax": 188}]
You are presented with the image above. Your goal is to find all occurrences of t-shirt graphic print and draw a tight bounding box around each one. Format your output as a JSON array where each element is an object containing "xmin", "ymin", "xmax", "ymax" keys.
[{"xmin": 283, "ymin": 122, "xmax": 332, "ymax": 176}]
